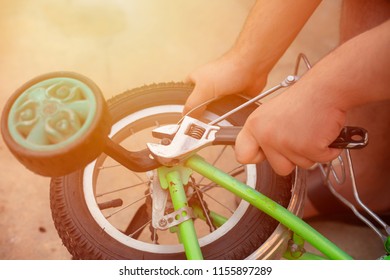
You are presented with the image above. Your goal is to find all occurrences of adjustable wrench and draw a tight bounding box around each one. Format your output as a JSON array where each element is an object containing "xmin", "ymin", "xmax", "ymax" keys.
[{"xmin": 147, "ymin": 116, "xmax": 368, "ymax": 166}]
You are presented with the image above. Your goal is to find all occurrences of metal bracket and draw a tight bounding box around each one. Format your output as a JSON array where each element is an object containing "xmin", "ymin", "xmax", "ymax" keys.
[
  {"xmin": 151, "ymin": 167, "xmax": 196, "ymax": 230},
  {"xmin": 151, "ymin": 170, "xmax": 169, "ymax": 230},
  {"xmin": 156, "ymin": 206, "xmax": 196, "ymax": 230},
  {"xmin": 319, "ymin": 149, "xmax": 390, "ymax": 244}
]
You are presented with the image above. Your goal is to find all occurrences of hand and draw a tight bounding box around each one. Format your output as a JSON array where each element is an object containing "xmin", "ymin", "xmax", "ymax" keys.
[
  {"xmin": 183, "ymin": 53, "xmax": 269, "ymax": 117},
  {"xmin": 235, "ymin": 81, "xmax": 346, "ymax": 176}
]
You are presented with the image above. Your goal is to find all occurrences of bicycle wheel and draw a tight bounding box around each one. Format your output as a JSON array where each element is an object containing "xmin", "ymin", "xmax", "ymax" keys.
[
  {"xmin": 50, "ymin": 82, "xmax": 302, "ymax": 259},
  {"xmin": 1, "ymin": 72, "xmax": 111, "ymax": 177}
]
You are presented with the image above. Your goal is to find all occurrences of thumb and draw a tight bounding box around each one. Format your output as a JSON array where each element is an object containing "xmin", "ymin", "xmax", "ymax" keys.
[
  {"xmin": 235, "ymin": 128, "xmax": 266, "ymax": 164},
  {"xmin": 182, "ymin": 82, "xmax": 214, "ymax": 118}
]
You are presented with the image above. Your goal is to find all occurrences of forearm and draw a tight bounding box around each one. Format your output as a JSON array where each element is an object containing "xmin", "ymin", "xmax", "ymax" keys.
[
  {"xmin": 298, "ymin": 19, "xmax": 390, "ymax": 111},
  {"xmin": 183, "ymin": 0, "xmax": 321, "ymax": 112},
  {"xmin": 229, "ymin": 0, "xmax": 321, "ymax": 73}
]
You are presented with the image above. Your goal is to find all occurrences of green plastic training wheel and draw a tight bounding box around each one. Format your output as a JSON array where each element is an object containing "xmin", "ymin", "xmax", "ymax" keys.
[
  {"xmin": 8, "ymin": 77, "xmax": 97, "ymax": 151},
  {"xmin": 1, "ymin": 72, "xmax": 111, "ymax": 177}
]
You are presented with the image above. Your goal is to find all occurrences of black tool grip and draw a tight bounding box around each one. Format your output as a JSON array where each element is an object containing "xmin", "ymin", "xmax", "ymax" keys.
[
  {"xmin": 329, "ymin": 126, "xmax": 368, "ymax": 149},
  {"xmin": 214, "ymin": 126, "xmax": 368, "ymax": 150},
  {"xmin": 213, "ymin": 126, "xmax": 242, "ymax": 145}
]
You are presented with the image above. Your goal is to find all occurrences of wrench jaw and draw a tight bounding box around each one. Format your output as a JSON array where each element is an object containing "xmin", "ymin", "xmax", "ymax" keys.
[
  {"xmin": 151, "ymin": 124, "xmax": 179, "ymax": 140},
  {"xmin": 147, "ymin": 116, "xmax": 220, "ymax": 166}
]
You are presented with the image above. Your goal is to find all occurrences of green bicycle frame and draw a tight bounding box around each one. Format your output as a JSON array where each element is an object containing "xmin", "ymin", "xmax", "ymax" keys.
[
  {"xmin": 165, "ymin": 170, "xmax": 203, "ymax": 260},
  {"xmin": 163, "ymin": 155, "xmax": 353, "ymax": 260}
]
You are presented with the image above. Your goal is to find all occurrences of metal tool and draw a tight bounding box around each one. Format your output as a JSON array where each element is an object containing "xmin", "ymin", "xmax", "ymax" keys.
[
  {"xmin": 147, "ymin": 115, "xmax": 368, "ymax": 166},
  {"xmin": 105, "ymin": 54, "xmax": 368, "ymax": 170}
]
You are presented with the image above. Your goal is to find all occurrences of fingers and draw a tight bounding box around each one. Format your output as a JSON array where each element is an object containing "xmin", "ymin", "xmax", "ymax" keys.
[
  {"xmin": 183, "ymin": 72, "xmax": 216, "ymax": 117},
  {"xmin": 182, "ymin": 85, "xmax": 209, "ymax": 117},
  {"xmin": 262, "ymin": 149, "xmax": 296, "ymax": 176},
  {"xmin": 235, "ymin": 128, "xmax": 266, "ymax": 163},
  {"xmin": 317, "ymin": 147, "xmax": 343, "ymax": 163},
  {"xmin": 235, "ymin": 126, "xmax": 340, "ymax": 176},
  {"xmin": 236, "ymin": 129, "xmax": 294, "ymax": 175}
]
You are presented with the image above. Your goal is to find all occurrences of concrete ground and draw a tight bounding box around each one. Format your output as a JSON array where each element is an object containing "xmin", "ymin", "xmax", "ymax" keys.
[{"xmin": 0, "ymin": 0, "xmax": 386, "ymax": 260}]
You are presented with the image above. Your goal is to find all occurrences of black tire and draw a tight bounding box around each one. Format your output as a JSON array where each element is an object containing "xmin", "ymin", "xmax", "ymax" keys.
[
  {"xmin": 1, "ymin": 72, "xmax": 111, "ymax": 177},
  {"xmin": 50, "ymin": 82, "xmax": 296, "ymax": 259}
]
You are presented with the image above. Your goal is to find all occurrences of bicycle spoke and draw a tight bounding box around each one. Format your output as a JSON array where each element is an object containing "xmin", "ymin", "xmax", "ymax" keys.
[
  {"xmin": 132, "ymin": 171, "xmax": 147, "ymax": 184},
  {"xmin": 199, "ymin": 164, "xmax": 245, "ymax": 193},
  {"xmin": 124, "ymin": 203, "xmax": 150, "ymax": 238},
  {"xmin": 202, "ymin": 191, "xmax": 235, "ymax": 214},
  {"xmin": 189, "ymin": 164, "xmax": 245, "ymax": 219},
  {"xmin": 96, "ymin": 181, "xmax": 149, "ymax": 197},
  {"xmin": 104, "ymin": 192, "xmax": 151, "ymax": 219},
  {"xmin": 229, "ymin": 165, "xmax": 246, "ymax": 177},
  {"xmin": 194, "ymin": 186, "xmax": 216, "ymax": 232},
  {"xmin": 98, "ymin": 163, "xmax": 123, "ymax": 170},
  {"xmin": 129, "ymin": 219, "xmax": 152, "ymax": 238}
]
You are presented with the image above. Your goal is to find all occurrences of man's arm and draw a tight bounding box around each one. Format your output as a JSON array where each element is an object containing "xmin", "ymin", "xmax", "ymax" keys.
[
  {"xmin": 183, "ymin": 0, "xmax": 321, "ymax": 114},
  {"xmin": 235, "ymin": 20, "xmax": 390, "ymax": 175},
  {"xmin": 232, "ymin": 0, "xmax": 322, "ymax": 75}
]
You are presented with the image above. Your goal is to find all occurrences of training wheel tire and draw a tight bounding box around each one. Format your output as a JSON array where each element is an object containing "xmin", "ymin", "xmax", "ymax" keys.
[{"xmin": 1, "ymin": 72, "xmax": 111, "ymax": 177}]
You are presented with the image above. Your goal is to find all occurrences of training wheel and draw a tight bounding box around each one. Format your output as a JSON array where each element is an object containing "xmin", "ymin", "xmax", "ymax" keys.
[{"xmin": 1, "ymin": 72, "xmax": 111, "ymax": 177}]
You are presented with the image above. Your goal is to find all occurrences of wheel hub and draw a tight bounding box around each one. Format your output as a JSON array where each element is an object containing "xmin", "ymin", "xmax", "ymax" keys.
[{"xmin": 42, "ymin": 101, "xmax": 59, "ymax": 116}]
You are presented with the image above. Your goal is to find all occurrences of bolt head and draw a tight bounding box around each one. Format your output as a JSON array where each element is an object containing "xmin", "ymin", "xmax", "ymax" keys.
[
  {"xmin": 161, "ymin": 138, "xmax": 171, "ymax": 145},
  {"xmin": 159, "ymin": 218, "xmax": 167, "ymax": 227}
]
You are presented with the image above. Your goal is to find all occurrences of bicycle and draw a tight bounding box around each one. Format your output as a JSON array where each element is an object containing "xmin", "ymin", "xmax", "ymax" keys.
[{"xmin": 1, "ymin": 55, "xmax": 389, "ymax": 260}]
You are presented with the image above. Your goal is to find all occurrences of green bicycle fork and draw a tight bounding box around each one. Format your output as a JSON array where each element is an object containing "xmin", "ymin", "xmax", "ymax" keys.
[
  {"xmin": 184, "ymin": 155, "xmax": 353, "ymax": 260},
  {"xmin": 164, "ymin": 170, "xmax": 203, "ymax": 260}
]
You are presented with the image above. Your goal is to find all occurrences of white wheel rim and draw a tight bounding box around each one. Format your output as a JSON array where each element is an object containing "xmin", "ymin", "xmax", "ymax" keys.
[{"xmin": 83, "ymin": 105, "xmax": 257, "ymax": 254}]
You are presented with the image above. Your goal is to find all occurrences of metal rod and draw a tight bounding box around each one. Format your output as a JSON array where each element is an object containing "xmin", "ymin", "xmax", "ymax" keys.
[
  {"xmin": 345, "ymin": 150, "xmax": 389, "ymax": 233},
  {"xmin": 318, "ymin": 164, "xmax": 386, "ymax": 242},
  {"xmin": 208, "ymin": 83, "xmax": 285, "ymax": 125},
  {"xmin": 294, "ymin": 53, "xmax": 312, "ymax": 75}
]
